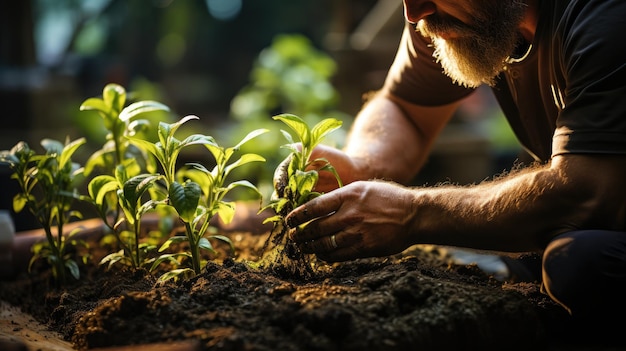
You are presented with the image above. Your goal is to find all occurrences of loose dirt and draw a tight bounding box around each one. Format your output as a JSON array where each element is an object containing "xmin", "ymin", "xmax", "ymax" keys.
[{"xmin": 0, "ymin": 224, "xmax": 623, "ymax": 351}]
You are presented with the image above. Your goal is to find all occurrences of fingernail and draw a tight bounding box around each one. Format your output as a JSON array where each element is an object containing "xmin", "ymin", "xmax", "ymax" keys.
[{"xmin": 285, "ymin": 216, "xmax": 294, "ymax": 228}]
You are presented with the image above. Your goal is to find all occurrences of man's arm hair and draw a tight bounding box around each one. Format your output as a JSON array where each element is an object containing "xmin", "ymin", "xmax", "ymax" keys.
[
  {"xmin": 343, "ymin": 91, "xmax": 461, "ymax": 184},
  {"xmin": 408, "ymin": 153, "xmax": 626, "ymax": 252}
]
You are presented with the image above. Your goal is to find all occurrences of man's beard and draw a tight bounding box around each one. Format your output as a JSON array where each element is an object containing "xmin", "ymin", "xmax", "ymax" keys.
[{"xmin": 417, "ymin": 1, "xmax": 526, "ymax": 88}]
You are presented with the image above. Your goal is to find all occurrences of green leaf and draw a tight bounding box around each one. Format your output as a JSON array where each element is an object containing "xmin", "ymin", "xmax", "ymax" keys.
[
  {"xmin": 262, "ymin": 214, "xmax": 284, "ymax": 225},
  {"xmin": 279, "ymin": 130, "xmax": 296, "ymax": 145},
  {"xmin": 67, "ymin": 210, "xmax": 83, "ymax": 222},
  {"xmin": 158, "ymin": 268, "xmax": 194, "ymax": 282},
  {"xmin": 158, "ymin": 115, "xmax": 199, "ymax": 147},
  {"xmin": 310, "ymin": 118, "xmax": 342, "ymax": 150},
  {"xmin": 65, "ymin": 259, "xmax": 80, "ymax": 280},
  {"xmin": 215, "ymin": 201, "xmax": 236, "ymax": 225},
  {"xmin": 102, "ymin": 83, "xmax": 126, "ymax": 113},
  {"xmin": 119, "ymin": 100, "xmax": 170, "ymax": 122},
  {"xmin": 100, "ymin": 250, "xmax": 127, "ymax": 269},
  {"xmin": 273, "ymin": 114, "xmax": 310, "ymax": 147},
  {"xmin": 138, "ymin": 198, "xmax": 163, "ymax": 216},
  {"xmin": 209, "ymin": 234, "xmax": 234, "ymax": 253},
  {"xmin": 169, "ymin": 181, "xmax": 201, "ymax": 223},
  {"xmin": 79, "ymin": 97, "xmax": 110, "ymax": 114},
  {"xmin": 88, "ymin": 175, "xmax": 118, "ymax": 204},
  {"xmin": 222, "ymin": 180, "xmax": 261, "ymax": 203},
  {"xmin": 233, "ymin": 128, "xmax": 270, "ymax": 149},
  {"xmin": 127, "ymin": 119, "xmax": 151, "ymax": 135},
  {"xmin": 295, "ymin": 169, "xmax": 319, "ymax": 194},
  {"xmin": 150, "ymin": 253, "xmax": 187, "ymax": 271},
  {"xmin": 317, "ymin": 161, "xmax": 343, "ymax": 188},
  {"xmin": 12, "ymin": 193, "xmax": 29, "ymax": 213},
  {"xmin": 115, "ymin": 158, "xmax": 141, "ymax": 185},
  {"xmin": 127, "ymin": 137, "xmax": 162, "ymax": 163},
  {"xmin": 198, "ymin": 237, "xmax": 214, "ymax": 251},
  {"xmin": 58, "ymin": 138, "xmax": 87, "ymax": 170},
  {"xmin": 179, "ymin": 166, "xmax": 212, "ymax": 192},
  {"xmin": 180, "ymin": 134, "xmax": 216, "ymax": 148},
  {"xmin": 159, "ymin": 235, "xmax": 189, "ymax": 252},
  {"xmin": 123, "ymin": 174, "xmax": 161, "ymax": 206},
  {"xmin": 40, "ymin": 139, "xmax": 64, "ymax": 155},
  {"xmin": 223, "ymin": 154, "xmax": 266, "ymax": 177}
]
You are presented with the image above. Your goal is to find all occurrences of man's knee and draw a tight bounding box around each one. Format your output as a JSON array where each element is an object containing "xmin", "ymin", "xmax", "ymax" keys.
[{"xmin": 542, "ymin": 230, "xmax": 626, "ymax": 317}]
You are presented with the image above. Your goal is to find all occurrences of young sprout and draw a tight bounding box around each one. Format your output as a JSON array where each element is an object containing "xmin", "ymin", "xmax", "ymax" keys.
[
  {"xmin": 149, "ymin": 123, "xmax": 268, "ymax": 281},
  {"xmin": 260, "ymin": 113, "xmax": 342, "ymax": 275},
  {"xmin": 0, "ymin": 138, "xmax": 88, "ymax": 284},
  {"xmin": 82, "ymin": 83, "xmax": 173, "ymax": 268},
  {"xmin": 80, "ymin": 83, "xmax": 169, "ymax": 174}
]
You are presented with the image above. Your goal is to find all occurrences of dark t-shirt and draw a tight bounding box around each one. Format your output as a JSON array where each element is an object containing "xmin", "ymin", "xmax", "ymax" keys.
[{"xmin": 385, "ymin": 0, "xmax": 626, "ymax": 162}]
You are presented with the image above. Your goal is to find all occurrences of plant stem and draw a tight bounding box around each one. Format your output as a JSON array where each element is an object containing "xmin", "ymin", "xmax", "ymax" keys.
[
  {"xmin": 43, "ymin": 224, "xmax": 66, "ymax": 284},
  {"xmin": 133, "ymin": 218, "xmax": 141, "ymax": 269},
  {"xmin": 185, "ymin": 221, "xmax": 201, "ymax": 275},
  {"xmin": 112, "ymin": 120, "xmax": 124, "ymax": 166}
]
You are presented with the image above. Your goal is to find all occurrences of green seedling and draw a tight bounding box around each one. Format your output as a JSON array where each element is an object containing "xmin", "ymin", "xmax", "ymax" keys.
[
  {"xmin": 0, "ymin": 138, "xmax": 88, "ymax": 284},
  {"xmin": 150, "ymin": 124, "xmax": 268, "ymax": 281},
  {"xmin": 88, "ymin": 115, "xmax": 211, "ymax": 270},
  {"xmin": 127, "ymin": 115, "xmax": 215, "ymax": 185},
  {"xmin": 80, "ymin": 84, "xmax": 169, "ymax": 254},
  {"xmin": 261, "ymin": 113, "xmax": 342, "ymax": 274},
  {"xmin": 82, "ymin": 83, "xmax": 172, "ymax": 269},
  {"xmin": 89, "ymin": 159, "xmax": 165, "ymax": 269},
  {"xmin": 80, "ymin": 83, "xmax": 169, "ymax": 176}
]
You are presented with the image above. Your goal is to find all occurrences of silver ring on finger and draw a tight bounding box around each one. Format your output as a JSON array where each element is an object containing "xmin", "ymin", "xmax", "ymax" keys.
[{"xmin": 330, "ymin": 234, "xmax": 338, "ymax": 249}]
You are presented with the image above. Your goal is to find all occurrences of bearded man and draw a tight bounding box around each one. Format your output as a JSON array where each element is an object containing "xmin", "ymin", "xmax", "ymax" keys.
[{"xmin": 279, "ymin": 0, "xmax": 626, "ymax": 338}]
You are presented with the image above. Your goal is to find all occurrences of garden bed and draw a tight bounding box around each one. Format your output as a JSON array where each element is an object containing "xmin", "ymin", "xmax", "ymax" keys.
[{"xmin": 0, "ymin": 211, "xmax": 614, "ymax": 351}]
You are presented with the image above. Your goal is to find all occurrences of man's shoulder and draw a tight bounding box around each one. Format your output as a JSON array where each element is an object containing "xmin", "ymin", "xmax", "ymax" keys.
[
  {"xmin": 539, "ymin": 0, "xmax": 626, "ymax": 57},
  {"xmin": 549, "ymin": 0, "xmax": 626, "ymax": 30}
]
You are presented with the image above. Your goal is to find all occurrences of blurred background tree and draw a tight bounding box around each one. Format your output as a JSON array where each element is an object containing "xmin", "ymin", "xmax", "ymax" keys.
[
  {"xmin": 0, "ymin": 0, "xmax": 382, "ymax": 229},
  {"xmin": 0, "ymin": 0, "xmax": 519, "ymax": 230}
]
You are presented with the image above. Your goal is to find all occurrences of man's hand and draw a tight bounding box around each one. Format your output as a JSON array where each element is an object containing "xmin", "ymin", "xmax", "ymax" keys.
[{"xmin": 285, "ymin": 180, "xmax": 416, "ymax": 262}]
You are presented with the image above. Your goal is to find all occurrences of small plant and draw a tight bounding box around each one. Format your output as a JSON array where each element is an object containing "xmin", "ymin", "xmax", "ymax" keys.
[
  {"xmin": 81, "ymin": 83, "xmax": 173, "ymax": 269},
  {"xmin": 260, "ymin": 113, "xmax": 342, "ymax": 275},
  {"xmin": 1, "ymin": 81, "xmax": 274, "ymax": 284},
  {"xmin": 148, "ymin": 119, "xmax": 268, "ymax": 281},
  {"xmin": 86, "ymin": 115, "xmax": 210, "ymax": 270},
  {"xmin": 0, "ymin": 138, "xmax": 88, "ymax": 284},
  {"xmin": 83, "ymin": 84, "xmax": 268, "ymax": 279},
  {"xmin": 80, "ymin": 83, "xmax": 171, "ymax": 231},
  {"xmin": 89, "ymin": 160, "xmax": 165, "ymax": 269},
  {"xmin": 80, "ymin": 83, "xmax": 170, "ymax": 176},
  {"xmin": 228, "ymin": 34, "xmax": 349, "ymax": 198}
]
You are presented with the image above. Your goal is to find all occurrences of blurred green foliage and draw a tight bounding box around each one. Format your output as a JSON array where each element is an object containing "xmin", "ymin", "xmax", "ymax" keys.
[{"xmin": 227, "ymin": 34, "xmax": 351, "ymax": 198}]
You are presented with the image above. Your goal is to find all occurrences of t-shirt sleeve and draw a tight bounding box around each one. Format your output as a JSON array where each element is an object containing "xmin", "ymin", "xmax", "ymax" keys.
[
  {"xmin": 383, "ymin": 23, "xmax": 474, "ymax": 106},
  {"xmin": 552, "ymin": 0, "xmax": 626, "ymax": 156}
]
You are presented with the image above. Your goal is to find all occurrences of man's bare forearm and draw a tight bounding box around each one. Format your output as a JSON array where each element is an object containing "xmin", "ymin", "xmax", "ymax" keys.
[
  {"xmin": 409, "ymin": 154, "xmax": 626, "ymax": 252},
  {"xmin": 344, "ymin": 93, "xmax": 458, "ymax": 184}
]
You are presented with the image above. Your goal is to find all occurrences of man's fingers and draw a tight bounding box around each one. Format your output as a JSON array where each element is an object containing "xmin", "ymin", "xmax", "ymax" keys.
[
  {"xmin": 295, "ymin": 224, "xmax": 363, "ymax": 257},
  {"xmin": 286, "ymin": 193, "xmax": 341, "ymax": 229},
  {"xmin": 300, "ymin": 234, "xmax": 337, "ymax": 253},
  {"xmin": 289, "ymin": 211, "xmax": 337, "ymax": 243},
  {"xmin": 317, "ymin": 243, "xmax": 363, "ymax": 263}
]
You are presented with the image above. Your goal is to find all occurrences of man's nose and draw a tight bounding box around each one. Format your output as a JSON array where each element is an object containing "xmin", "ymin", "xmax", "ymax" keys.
[{"xmin": 402, "ymin": 0, "xmax": 436, "ymax": 24}]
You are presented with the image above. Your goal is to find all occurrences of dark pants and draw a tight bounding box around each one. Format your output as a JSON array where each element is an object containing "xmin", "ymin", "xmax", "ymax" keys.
[{"xmin": 542, "ymin": 230, "xmax": 626, "ymax": 338}]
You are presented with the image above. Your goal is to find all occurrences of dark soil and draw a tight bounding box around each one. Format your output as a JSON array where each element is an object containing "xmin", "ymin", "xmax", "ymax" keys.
[{"xmin": 0, "ymin": 224, "xmax": 622, "ymax": 351}]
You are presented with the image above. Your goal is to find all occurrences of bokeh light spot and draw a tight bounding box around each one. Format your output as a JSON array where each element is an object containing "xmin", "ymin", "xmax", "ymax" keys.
[{"xmin": 206, "ymin": 0, "xmax": 242, "ymax": 21}]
